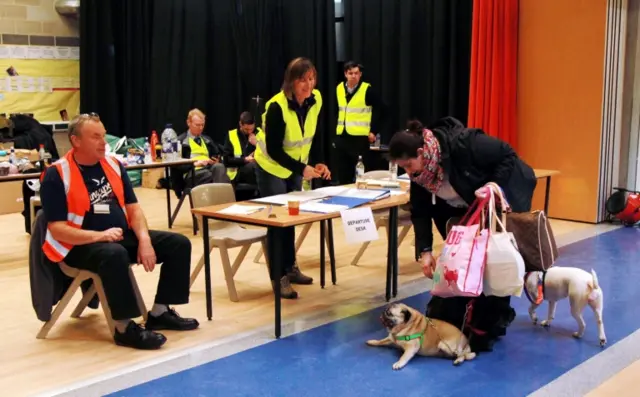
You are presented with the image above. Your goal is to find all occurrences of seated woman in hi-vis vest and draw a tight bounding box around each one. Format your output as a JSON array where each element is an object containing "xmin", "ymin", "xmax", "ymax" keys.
[{"xmin": 254, "ymin": 57, "xmax": 331, "ymax": 299}]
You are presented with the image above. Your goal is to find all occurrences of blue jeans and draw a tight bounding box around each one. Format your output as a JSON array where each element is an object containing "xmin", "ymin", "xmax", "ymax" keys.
[{"xmin": 255, "ymin": 164, "xmax": 302, "ymax": 280}]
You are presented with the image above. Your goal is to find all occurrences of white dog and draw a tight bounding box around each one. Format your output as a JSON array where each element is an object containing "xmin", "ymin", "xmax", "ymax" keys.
[{"xmin": 524, "ymin": 267, "xmax": 606, "ymax": 347}]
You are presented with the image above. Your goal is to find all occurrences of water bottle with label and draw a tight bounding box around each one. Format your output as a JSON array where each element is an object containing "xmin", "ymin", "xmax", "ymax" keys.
[
  {"xmin": 143, "ymin": 138, "xmax": 151, "ymax": 164},
  {"xmin": 9, "ymin": 147, "xmax": 16, "ymax": 164},
  {"xmin": 160, "ymin": 124, "xmax": 177, "ymax": 161},
  {"xmin": 355, "ymin": 155, "xmax": 366, "ymax": 188},
  {"xmin": 375, "ymin": 133, "xmax": 381, "ymax": 147},
  {"xmin": 389, "ymin": 160, "xmax": 398, "ymax": 182}
]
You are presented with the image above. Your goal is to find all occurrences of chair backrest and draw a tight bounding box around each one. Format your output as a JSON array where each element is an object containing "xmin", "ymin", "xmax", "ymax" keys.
[
  {"xmin": 363, "ymin": 170, "xmax": 392, "ymax": 180},
  {"xmin": 190, "ymin": 183, "xmax": 237, "ymax": 231}
]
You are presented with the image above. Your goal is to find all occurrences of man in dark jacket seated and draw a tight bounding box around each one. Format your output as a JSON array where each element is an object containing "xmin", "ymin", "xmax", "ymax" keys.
[
  {"xmin": 177, "ymin": 108, "xmax": 229, "ymax": 188},
  {"xmin": 387, "ymin": 116, "xmax": 537, "ymax": 353},
  {"xmin": 222, "ymin": 111, "xmax": 261, "ymax": 186},
  {"xmin": 40, "ymin": 113, "xmax": 199, "ymax": 350}
]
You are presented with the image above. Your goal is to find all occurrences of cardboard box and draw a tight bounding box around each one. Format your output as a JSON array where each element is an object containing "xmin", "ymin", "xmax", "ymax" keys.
[
  {"xmin": 0, "ymin": 181, "xmax": 24, "ymax": 215},
  {"xmin": 142, "ymin": 168, "xmax": 165, "ymax": 189}
]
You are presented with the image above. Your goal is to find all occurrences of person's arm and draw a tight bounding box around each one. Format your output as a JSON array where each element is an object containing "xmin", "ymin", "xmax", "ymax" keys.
[
  {"xmin": 223, "ymin": 132, "xmax": 247, "ymax": 167},
  {"xmin": 410, "ymin": 181, "xmax": 435, "ymax": 260},
  {"xmin": 264, "ymin": 102, "xmax": 306, "ymax": 175},
  {"xmin": 365, "ymin": 86, "xmax": 387, "ymax": 139},
  {"xmin": 40, "ymin": 167, "xmax": 104, "ymax": 245},
  {"xmin": 469, "ymin": 130, "xmax": 517, "ymax": 188}
]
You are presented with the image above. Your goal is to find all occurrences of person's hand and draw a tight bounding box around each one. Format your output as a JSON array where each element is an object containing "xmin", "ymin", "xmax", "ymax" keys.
[
  {"xmin": 420, "ymin": 251, "xmax": 436, "ymax": 279},
  {"xmin": 210, "ymin": 157, "xmax": 219, "ymax": 165},
  {"xmin": 302, "ymin": 165, "xmax": 321, "ymax": 180},
  {"xmin": 245, "ymin": 154, "xmax": 254, "ymax": 163},
  {"xmin": 137, "ymin": 237, "xmax": 157, "ymax": 272},
  {"xmin": 314, "ymin": 163, "xmax": 331, "ymax": 180},
  {"xmin": 368, "ymin": 133, "xmax": 376, "ymax": 143},
  {"xmin": 474, "ymin": 186, "xmax": 491, "ymax": 199},
  {"xmin": 100, "ymin": 227, "xmax": 123, "ymax": 243},
  {"xmin": 248, "ymin": 134, "xmax": 257, "ymax": 146}
]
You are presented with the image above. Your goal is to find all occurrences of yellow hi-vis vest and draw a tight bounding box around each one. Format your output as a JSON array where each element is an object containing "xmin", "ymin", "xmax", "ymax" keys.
[
  {"xmin": 227, "ymin": 127, "xmax": 263, "ymax": 180},
  {"xmin": 254, "ymin": 89, "xmax": 322, "ymax": 179},
  {"xmin": 188, "ymin": 136, "xmax": 210, "ymax": 170},
  {"xmin": 336, "ymin": 82, "xmax": 372, "ymax": 136}
]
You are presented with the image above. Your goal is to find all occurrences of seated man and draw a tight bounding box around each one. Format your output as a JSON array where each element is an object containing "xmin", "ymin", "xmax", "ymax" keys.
[
  {"xmin": 178, "ymin": 108, "xmax": 229, "ymax": 188},
  {"xmin": 222, "ymin": 111, "xmax": 261, "ymax": 186},
  {"xmin": 40, "ymin": 113, "xmax": 199, "ymax": 350}
]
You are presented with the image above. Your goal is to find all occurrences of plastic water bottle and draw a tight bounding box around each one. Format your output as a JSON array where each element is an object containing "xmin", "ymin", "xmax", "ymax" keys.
[
  {"xmin": 375, "ymin": 133, "xmax": 381, "ymax": 147},
  {"xmin": 355, "ymin": 155, "xmax": 365, "ymax": 187},
  {"xmin": 160, "ymin": 124, "xmax": 177, "ymax": 161},
  {"xmin": 143, "ymin": 138, "xmax": 151, "ymax": 164},
  {"xmin": 9, "ymin": 147, "xmax": 16, "ymax": 164},
  {"xmin": 39, "ymin": 144, "xmax": 45, "ymax": 161},
  {"xmin": 389, "ymin": 160, "xmax": 398, "ymax": 182}
]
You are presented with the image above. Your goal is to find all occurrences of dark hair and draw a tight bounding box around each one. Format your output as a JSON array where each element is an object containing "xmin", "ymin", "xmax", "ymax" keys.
[
  {"xmin": 239, "ymin": 111, "xmax": 254, "ymax": 125},
  {"xmin": 344, "ymin": 61, "xmax": 363, "ymax": 72},
  {"xmin": 388, "ymin": 119, "xmax": 425, "ymax": 160},
  {"xmin": 282, "ymin": 57, "xmax": 317, "ymax": 97}
]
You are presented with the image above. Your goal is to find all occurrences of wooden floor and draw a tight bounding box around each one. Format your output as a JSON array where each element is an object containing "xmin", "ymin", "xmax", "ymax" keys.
[{"xmin": 0, "ymin": 187, "xmax": 610, "ymax": 396}]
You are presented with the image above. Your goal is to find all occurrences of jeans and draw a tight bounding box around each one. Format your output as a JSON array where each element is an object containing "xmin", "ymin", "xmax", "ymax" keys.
[
  {"xmin": 254, "ymin": 164, "xmax": 302, "ymax": 280},
  {"xmin": 64, "ymin": 230, "xmax": 192, "ymax": 320}
]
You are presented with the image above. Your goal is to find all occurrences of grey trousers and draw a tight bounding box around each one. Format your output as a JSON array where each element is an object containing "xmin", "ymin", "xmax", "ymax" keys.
[{"xmin": 185, "ymin": 163, "xmax": 229, "ymax": 188}]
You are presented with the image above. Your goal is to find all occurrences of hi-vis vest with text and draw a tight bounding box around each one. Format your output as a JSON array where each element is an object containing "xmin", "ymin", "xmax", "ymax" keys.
[
  {"xmin": 336, "ymin": 82, "xmax": 372, "ymax": 136},
  {"xmin": 188, "ymin": 137, "xmax": 210, "ymax": 170},
  {"xmin": 41, "ymin": 150, "xmax": 128, "ymax": 263},
  {"xmin": 227, "ymin": 127, "xmax": 263, "ymax": 180},
  {"xmin": 254, "ymin": 89, "xmax": 322, "ymax": 179}
]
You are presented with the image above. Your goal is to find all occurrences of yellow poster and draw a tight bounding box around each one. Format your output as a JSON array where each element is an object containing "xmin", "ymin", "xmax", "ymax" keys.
[{"xmin": 0, "ymin": 46, "xmax": 79, "ymax": 122}]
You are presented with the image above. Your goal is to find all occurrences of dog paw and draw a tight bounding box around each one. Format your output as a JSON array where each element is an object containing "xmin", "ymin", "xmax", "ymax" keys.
[
  {"xmin": 453, "ymin": 357, "xmax": 464, "ymax": 366},
  {"xmin": 366, "ymin": 340, "xmax": 378, "ymax": 346},
  {"xmin": 540, "ymin": 320, "xmax": 551, "ymax": 328},
  {"xmin": 572, "ymin": 332, "xmax": 583, "ymax": 339},
  {"xmin": 392, "ymin": 361, "xmax": 405, "ymax": 370},
  {"xmin": 600, "ymin": 338, "xmax": 607, "ymax": 347}
]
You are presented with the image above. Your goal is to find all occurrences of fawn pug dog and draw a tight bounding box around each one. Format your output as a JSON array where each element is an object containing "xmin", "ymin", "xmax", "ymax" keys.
[
  {"xmin": 524, "ymin": 267, "xmax": 606, "ymax": 346},
  {"xmin": 366, "ymin": 302, "xmax": 475, "ymax": 369}
]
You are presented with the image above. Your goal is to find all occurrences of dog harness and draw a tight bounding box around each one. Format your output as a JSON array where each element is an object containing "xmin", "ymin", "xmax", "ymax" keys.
[
  {"xmin": 523, "ymin": 271, "xmax": 547, "ymax": 305},
  {"xmin": 395, "ymin": 331, "xmax": 425, "ymax": 347}
]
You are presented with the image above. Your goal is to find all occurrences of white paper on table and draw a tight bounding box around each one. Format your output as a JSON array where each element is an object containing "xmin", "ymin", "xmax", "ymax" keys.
[
  {"xmin": 335, "ymin": 188, "xmax": 390, "ymax": 200},
  {"xmin": 340, "ymin": 207, "xmax": 379, "ymax": 244},
  {"xmin": 217, "ymin": 204, "xmax": 265, "ymax": 215},
  {"xmin": 299, "ymin": 201, "xmax": 348, "ymax": 214}
]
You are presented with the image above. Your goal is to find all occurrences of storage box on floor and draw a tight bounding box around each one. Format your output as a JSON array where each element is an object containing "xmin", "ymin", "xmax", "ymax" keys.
[{"xmin": 0, "ymin": 145, "xmax": 40, "ymax": 215}]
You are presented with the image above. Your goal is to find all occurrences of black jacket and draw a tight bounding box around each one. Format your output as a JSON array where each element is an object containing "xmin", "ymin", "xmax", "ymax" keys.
[
  {"xmin": 411, "ymin": 116, "xmax": 537, "ymax": 256},
  {"xmin": 223, "ymin": 128, "xmax": 257, "ymax": 168}
]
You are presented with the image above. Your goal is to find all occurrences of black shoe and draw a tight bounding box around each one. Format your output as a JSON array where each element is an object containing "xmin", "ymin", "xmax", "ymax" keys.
[
  {"xmin": 114, "ymin": 321, "xmax": 166, "ymax": 350},
  {"xmin": 287, "ymin": 265, "xmax": 313, "ymax": 285},
  {"xmin": 145, "ymin": 308, "xmax": 200, "ymax": 331}
]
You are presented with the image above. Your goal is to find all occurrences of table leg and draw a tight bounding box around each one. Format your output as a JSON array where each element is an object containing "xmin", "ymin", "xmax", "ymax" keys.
[
  {"xmin": 390, "ymin": 207, "xmax": 399, "ymax": 297},
  {"xmin": 191, "ymin": 166, "xmax": 198, "ymax": 235},
  {"xmin": 385, "ymin": 208, "xmax": 393, "ymax": 302},
  {"xmin": 273, "ymin": 231, "xmax": 282, "ymax": 339},
  {"xmin": 328, "ymin": 219, "xmax": 337, "ymax": 285},
  {"xmin": 165, "ymin": 166, "xmax": 172, "ymax": 229},
  {"xmin": 544, "ymin": 176, "xmax": 551, "ymax": 214},
  {"xmin": 320, "ymin": 220, "xmax": 326, "ymax": 289},
  {"xmin": 203, "ymin": 215, "xmax": 212, "ymax": 321}
]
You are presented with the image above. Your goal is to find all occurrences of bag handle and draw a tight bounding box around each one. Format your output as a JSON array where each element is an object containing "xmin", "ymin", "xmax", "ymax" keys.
[
  {"xmin": 485, "ymin": 182, "xmax": 509, "ymax": 232},
  {"xmin": 458, "ymin": 188, "xmax": 491, "ymax": 227}
]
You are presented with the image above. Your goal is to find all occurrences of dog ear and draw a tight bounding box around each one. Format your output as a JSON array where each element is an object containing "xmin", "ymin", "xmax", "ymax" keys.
[{"xmin": 402, "ymin": 308, "xmax": 411, "ymax": 323}]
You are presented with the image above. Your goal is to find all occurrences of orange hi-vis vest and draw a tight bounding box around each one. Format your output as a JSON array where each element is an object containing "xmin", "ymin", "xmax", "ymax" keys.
[{"xmin": 42, "ymin": 150, "xmax": 129, "ymax": 263}]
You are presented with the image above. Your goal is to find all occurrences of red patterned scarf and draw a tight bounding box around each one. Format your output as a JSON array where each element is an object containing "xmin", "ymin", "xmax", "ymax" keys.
[{"xmin": 410, "ymin": 129, "xmax": 444, "ymax": 194}]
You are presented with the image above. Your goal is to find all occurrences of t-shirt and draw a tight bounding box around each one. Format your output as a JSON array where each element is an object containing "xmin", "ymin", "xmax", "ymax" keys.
[{"xmin": 40, "ymin": 159, "xmax": 137, "ymax": 232}]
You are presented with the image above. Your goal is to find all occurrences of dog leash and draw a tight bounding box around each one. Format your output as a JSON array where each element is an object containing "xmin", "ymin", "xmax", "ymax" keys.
[{"xmin": 523, "ymin": 271, "xmax": 547, "ymax": 305}]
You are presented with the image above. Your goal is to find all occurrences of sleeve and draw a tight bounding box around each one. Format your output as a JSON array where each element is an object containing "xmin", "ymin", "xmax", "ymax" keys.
[
  {"xmin": 119, "ymin": 163, "xmax": 138, "ymax": 204},
  {"xmin": 469, "ymin": 131, "xmax": 517, "ymax": 188},
  {"xmin": 409, "ymin": 181, "xmax": 435, "ymax": 259},
  {"xmin": 365, "ymin": 86, "xmax": 388, "ymax": 139},
  {"xmin": 223, "ymin": 132, "xmax": 246, "ymax": 168},
  {"xmin": 264, "ymin": 102, "xmax": 306, "ymax": 175},
  {"xmin": 309, "ymin": 105, "xmax": 324, "ymax": 165},
  {"xmin": 39, "ymin": 167, "xmax": 69, "ymax": 223}
]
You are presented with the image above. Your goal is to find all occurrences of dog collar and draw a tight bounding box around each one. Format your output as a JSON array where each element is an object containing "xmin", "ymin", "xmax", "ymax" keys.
[
  {"xmin": 395, "ymin": 332, "xmax": 425, "ymax": 347},
  {"xmin": 523, "ymin": 271, "xmax": 546, "ymax": 305}
]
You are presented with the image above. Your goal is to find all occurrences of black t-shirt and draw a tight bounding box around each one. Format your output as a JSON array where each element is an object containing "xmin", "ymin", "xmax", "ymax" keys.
[{"xmin": 40, "ymin": 160, "xmax": 138, "ymax": 232}]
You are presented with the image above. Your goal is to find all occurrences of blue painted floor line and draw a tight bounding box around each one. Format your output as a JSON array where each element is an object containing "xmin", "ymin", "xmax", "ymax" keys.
[{"xmin": 109, "ymin": 228, "xmax": 640, "ymax": 397}]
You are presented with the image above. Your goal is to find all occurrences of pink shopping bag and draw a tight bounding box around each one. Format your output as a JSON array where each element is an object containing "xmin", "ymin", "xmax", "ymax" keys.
[{"xmin": 431, "ymin": 192, "xmax": 491, "ymax": 298}]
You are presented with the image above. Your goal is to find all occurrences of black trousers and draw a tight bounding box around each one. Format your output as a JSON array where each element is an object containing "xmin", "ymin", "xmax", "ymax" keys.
[
  {"xmin": 234, "ymin": 162, "xmax": 257, "ymax": 186},
  {"xmin": 425, "ymin": 198, "xmax": 515, "ymax": 353},
  {"xmin": 254, "ymin": 164, "xmax": 301, "ymax": 280},
  {"xmin": 64, "ymin": 230, "xmax": 192, "ymax": 320}
]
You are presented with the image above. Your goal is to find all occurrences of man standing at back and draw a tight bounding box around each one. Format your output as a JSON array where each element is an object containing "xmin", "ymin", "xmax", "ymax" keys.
[
  {"xmin": 334, "ymin": 61, "xmax": 387, "ymax": 185},
  {"xmin": 40, "ymin": 113, "xmax": 199, "ymax": 350},
  {"xmin": 178, "ymin": 108, "xmax": 229, "ymax": 188}
]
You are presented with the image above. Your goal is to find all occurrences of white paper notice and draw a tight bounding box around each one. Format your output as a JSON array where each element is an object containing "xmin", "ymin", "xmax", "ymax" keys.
[
  {"xmin": 340, "ymin": 207, "xmax": 379, "ymax": 244},
  {"xmin": 0, "ymin": 46, "xmax": 10, "ymax": 59},
  {"xmin": 28, "ymin": 46, "xmax": 43, "ymax": 59}
]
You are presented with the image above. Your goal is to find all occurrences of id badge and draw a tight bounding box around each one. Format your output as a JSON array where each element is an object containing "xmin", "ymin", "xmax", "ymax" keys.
[{"xmin": 94, "ymin": 203, "xmax": 110, "ymax": 214}]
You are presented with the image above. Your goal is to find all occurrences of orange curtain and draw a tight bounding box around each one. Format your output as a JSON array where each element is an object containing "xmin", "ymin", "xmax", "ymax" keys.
[{"xmin": 467, "ymin": 0, "xmax": 519, "ymax": 149}]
